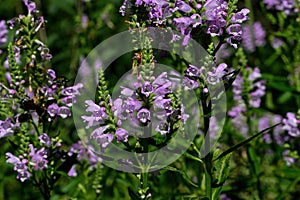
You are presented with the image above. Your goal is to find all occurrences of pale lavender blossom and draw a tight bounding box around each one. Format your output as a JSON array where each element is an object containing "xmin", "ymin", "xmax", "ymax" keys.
[
  {"xmin": 141, "ymin": 81, "xmax": 154, "ymax": 97},
  {"xmin": 185, "ymin": 65, "xmax": 201, "ymax": 77},
  {"xmin": 23, "ymin": 0, "xmax": 36, "ymax": 15},
  {"xmin": 0, "ymin": 118, "xmax": 15, "ymax": 138},
  {"xmin": 282, "ymin": 150, "xmax": 296, "ymax": 166},
  {"xmin": 29, "ymin": 144, "xmax": 48, "ymax": 170},
  {"xmin": 81, "ymin": 100, "xmax": 107, "ymax": 128},
  {"xmin": 242, "ymin": 22, "xmax": 266, "ymax": 52},
  {"xmin": 61, "ymin": 83, "xmax": 83, "ymax": 97},
  {"xmin": 183, "ymin": 77, "xmax": 199, "ymax": 90},
  {"xmin": 282, "ymin": 112, "xmax": 300, "ymax": 137},
  {"xmin": 17, "ymin": 170, "xmax": 31, "ymax": 182},
  {"xmin": 231, "ymin": 8, "xmax": 250, "ymax": 23},
  {"xmin": 0, "ymin": 20, "xmax": 8, "ymax": 47},
  {"xmin": 67, "ymin": 165, "xmax": 78, "ymax": 177},
  {"xmin": 47, "ymin": 103, "xmax": 59, "ymax": 117},
  {"xmin": 116, "ymin": 128, "xmax": 130, "ymax": 142},
  {"xmin": 226, "ymin": 24, "xmax": 242, "ymax": 36},
  {"xmin": 38, "ymin": 133, "xmax": 52, "ymax": 147},
  {"xmin": 155, "ymin": 121, "xmax": 170, "ymax": 135},
  {"xmin": 137, "ymin": 108, "xmax": 151, "ymax": 123},
  {"xmin": 207, "ymin": 63, "xmax": 227, "ymax": 85}
]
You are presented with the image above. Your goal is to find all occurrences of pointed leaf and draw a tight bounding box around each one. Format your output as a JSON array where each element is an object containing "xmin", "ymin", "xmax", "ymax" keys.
[{"xmin": 165, "ymin": 166, "xmax": 198, "ymax": 188}]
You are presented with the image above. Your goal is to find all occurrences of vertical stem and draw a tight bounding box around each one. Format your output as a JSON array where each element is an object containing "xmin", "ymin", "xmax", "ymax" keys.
[
  {"xmin": 204, "ymin": 153, "xmax": 213, "ymax": 200},
  {"xmin": 201, "ymin": 91, "xmax": 213, "ymax": 199}
]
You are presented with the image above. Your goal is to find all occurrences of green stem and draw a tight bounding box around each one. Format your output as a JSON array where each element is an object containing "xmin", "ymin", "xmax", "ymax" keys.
[{"xmin": 204, "ymin": 153, "xmax": 213, "ymax": 200}]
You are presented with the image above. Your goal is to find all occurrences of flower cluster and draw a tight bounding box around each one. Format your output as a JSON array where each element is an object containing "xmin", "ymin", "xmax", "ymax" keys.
[
  {"xmin": 183, "ymin": 62, "xmax": 228, "ymax": 91},
  {"xmin": 121, "ymin": 0, "xmax": 250, "ymax": 47},
  {"xmin": 263, "ymin": 0, "xmax": 300, "ymax": 15},
  {"xmin": 232, "ymin": 67, "xmax": 266, "ymax": 108},
  {"xmin": 259, "ymin": 114, "xmax": 284, "ymax": 145},
  {"xmin": 45, "ymin": 70, "xmax": 83, "ymax": 121},
  {"xmin": 113, "ymin": 72, "xmax": 188, "ymax": 135},
  {"xmin": 82, "ymin": 71, "xmax": 188, "ymax": 149},
  {"xmin": 282, "ymin": 112, "xmax": 300, "ymax": 137},
  {"xmin": 242, "ymin": 22, "xmax": 266, "ymax": 52},
  {"xmin": 228, "ymin": 67, "xmax": 266, "ymax": 136},
  {"xmin": 67, "ymin": 141, "xmax": 102, "ymax": 176},
  {"xmin": 5, "ymin": 136, "xmax": 52, "ymax": 182},
  {"xmin": 0, "ymin": 118, "xmax": 17, "ymax": 138},
  {"xmin": 0, "ymin": 20, "xmax": 8, "ymax": 52},
  {"xmin": 8, "ymin": 0, "xmax": 51, "ymax": 62}
]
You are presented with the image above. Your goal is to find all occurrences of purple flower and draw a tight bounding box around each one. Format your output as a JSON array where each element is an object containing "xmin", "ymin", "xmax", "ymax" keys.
[
  {"xmin": 39, "ymin": 86, "xmax": 55, "ymax": 100},
  {"xmin": 47, "ymin": 103, "xmax": 59, "ymax": 117},
  {"xmin": 185, "ymin": 65, "xmax": 201, "ymax": 77},
  {"xmin": 0, "ymin": 20, "xmax": 8, "ymax": 47},
  {"xmin": 190, "ymin": 14, "xmax": 202, "ymax": 28},
  {"xmin": 47, "ymin": 69, "xmax": 56, "ymax": 81},
  {"xmin": 231, "ymin": 8, "xmax": 250, "ymax": 23},
  {"xmin": 141, "ymin": 81, "xmax": 154, "ymax": 97},
  {"xmin": 242, "ymin": 22, "xmax": 266, "ymax": 52},
  {"xmin": 6, "ymin": 152, "xmax": 20, "ymax": 164},
  {"xmin": 82, "ymin": 100, "xmax": 108, "ymax": 128},
  {"xmin": 23, "ymin": 0, "xmax": 36, "ymax": 14},
  {"xmin": 120, "ymin": 86, "xmax": 135, "ymax": 97},
  {"xmin": 203, "ymin": 0, "xmax": 228, "ymax": 20},
  {"xmin": 183, "ymin": 77, "xmax": 199, "ymax": 90},
  {"xmin": 282, "ymin": 112, "xmax": 300, "ymax": 137},
  {"xmin": 90, "ymin": 125, "xmax": 109, "ymax": 138},
  {"xmin": 137, "ymin": 108, "xmax": 151, "ymax": 123},
  {"xmin": 155, "ymin": 81, "xmax": 172, "ymax": 95},
  {"xmin": 271, "ymin": 37, "xmax": 283, "ymax": 49},
  {"xmin": 116, "ymin": 128, "xmax": 129, "ymax": 142},
  {"xmin": 58, "ymin": 106, "xmax": 71, "ymax": 118},
  {"xmin": 220, "ymin": 194, "xmax": 231, "ymax": 200},
  {"xmin": 14, "ymin": 159, "xmax": 28, "ymax": 172},
  {"xmin": 0, "ymin": 118, "xmax": 14, "ymax": 138},
  {"xmin": 29, "ymin": 144, "xmax": 48, "ymax": 170},
  {"xmin": 228, "ymin": 105, "xmax": 246, "ymax": 118},
  {"xmin": 67, "ymin": 165, "xmax": 78, "ymax": 177},
  {"xmin": 226, "ymin": 24, "xmax": 242, "ymax": 36},
  {"xmin": 282, "ymin": 150, "xmax": 296, "ymax": 167},
  {"xmin": 61, "ymin": 83, "xmax": 83, "ymax": 97},
  {"xmin": 174, "ymin": 0, "xmax": 192, "ymax": 13},
  {"xmin": 153, "ymin": 72, "xmax": 168, "ymax": 86},
  {"xmin": 248, "ymin": 67, "xmax": 261, "ymax": 81},
  {"xmin": 124, "ymin": 98, "xmax": 142, "ymax": 113},
  {"xmin": 207, "ymin": 23, "xmax": 223, "ymax": 37},
  {"xmin": 38, "ymin": 133, "xmax": 52, "ymax": 147},
  {"xmin": 94, "ymin": 133, "xmax": 114, "ymax": 148},
  {"xmin": 68, "ymin": 141, "xmax": 85, "ymax": 159},
  {"xmin": 120, "ymin": 0, "xmax": 131, "ymax": 16},
  {"xmin": 155, "ymin": 122, "xmax": 170, "ymax": 135},
  {"xmin": 17, "ymin": 170, "xmax": 31, "ymax": 182},
  {"xmin": 154, "ymin": 97, "xmax": 172, "ymax": 110},
  {"xmin": 173, "ymin": 17, "xmax": 192, "ymax": 35},
  {"xmin": 226, "ymin": 35, "xmax": 242, "ymax": 48},
  {"xmin": 249, "ymin": 80, "xmax": 266, "ymax": 108},
  {"xmin": 62, "ymin": 96, "xmax": 74, "ymax": 107},
  {"xmin": 81, "ymin": 14, "xmax": 89, "ymax": 28},
  {"xmin": 40, "ymin": 47, "xmax": 52, "ymax": 60},
  {"xmin": 207, "ymin": 63, "xmax": 227, "ymax": 85}
]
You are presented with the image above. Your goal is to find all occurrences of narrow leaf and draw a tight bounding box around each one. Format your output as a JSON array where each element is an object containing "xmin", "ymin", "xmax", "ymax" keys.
[
  {"xmin": 214, "ymin": 123, "xmax": 281, "ymax": 161},
  {"xmin": 165, "ymin": 166, "xmax": 199, "ymax": 188}
]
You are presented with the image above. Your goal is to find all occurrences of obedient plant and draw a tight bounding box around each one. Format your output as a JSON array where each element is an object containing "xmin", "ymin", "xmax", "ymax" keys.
[{"xmin": 1, "ymin": 0, "xmax": 300, "ymax": 199}]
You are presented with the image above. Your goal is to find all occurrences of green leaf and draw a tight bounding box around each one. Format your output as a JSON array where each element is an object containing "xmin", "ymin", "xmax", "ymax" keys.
[
  {"xmin": 212, "ymin": 187, "xmax": 222, "ymax": 200},
  {"xmin": 211, "ymin": 153, "xmax": 231, "ymax": 200},
  {"xmin": 165, "ymin": 166, "xmax": 199, "ymax": 188},
  {"xmin": 212, "ymin": 154, "xmax": 231, "ymax": 187}
]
